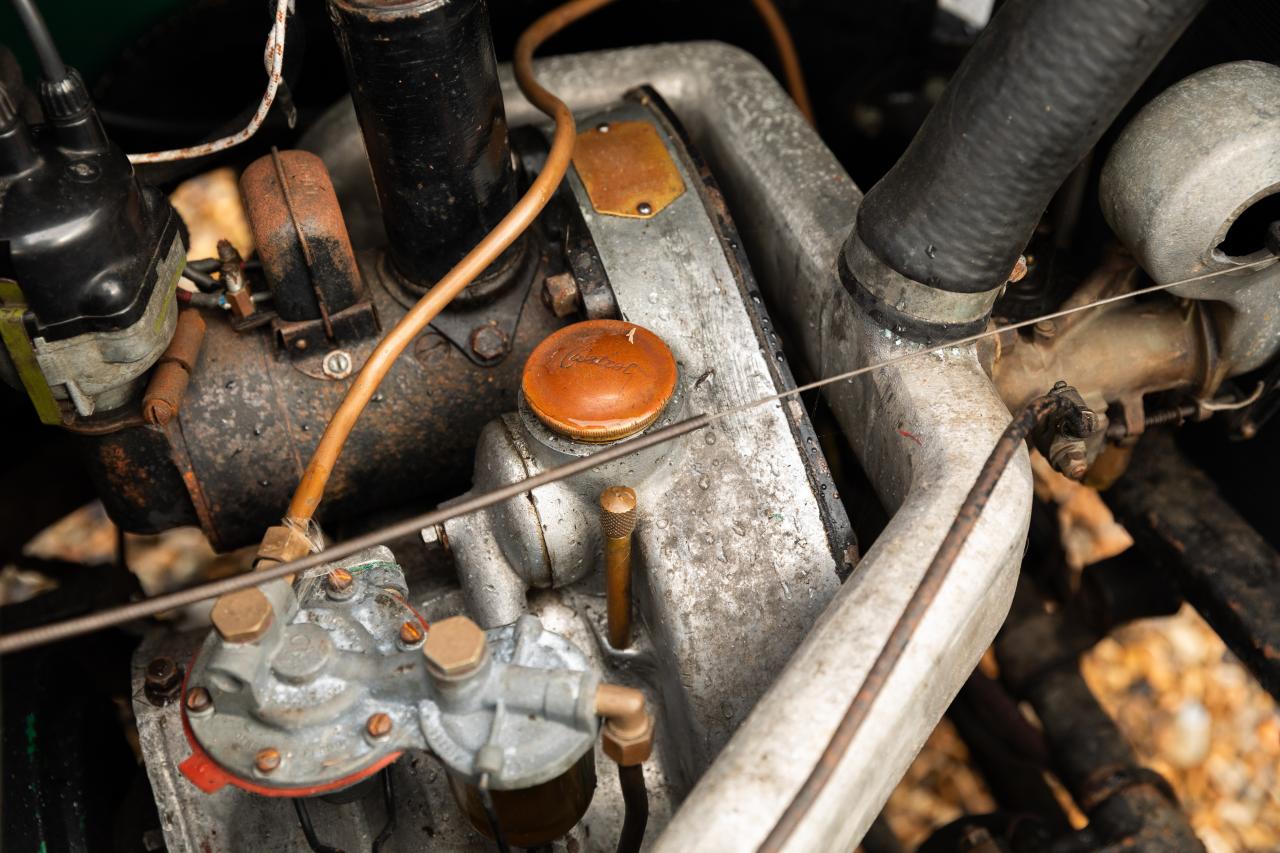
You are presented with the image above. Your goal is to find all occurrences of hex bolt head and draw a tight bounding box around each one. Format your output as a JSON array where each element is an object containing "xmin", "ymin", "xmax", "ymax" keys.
[
  {"xmin": 210, "ymin": 587, "xmax": 275, "ymax": 643},
  {"xmin": 366, "ymin": 712, "xmax": 393, "ymax": 740},
  {"xmin": 322, "ymin": 349, "xmax": 354, "ymax": 379},
  {"xmin": 254, "ymin": 747, "xmax": 282, "ymax": 774},
  {"xmin": 398, "ymin": 620, "xmax": 424, "ymax": 647},
  {"xmin": 469, "ymin": 324, "xmax": 509, "ymax": 361},
  {"xmin": 144, "ymin": 656, "xmax": 182, "ymax": 705},
  {"xmin": 423, "ymin": 615, "xmax": 488, "ymax": 679},
  {"xmin": 541, "ymin": 272, "xmax": 581, "ymax": 318},
  {"xmin": 326, "ymin": 568, "xmax": 356, "ymax": 599},
  {"xmin": 185, "ymin": 686, "xmax": 213, "ymax": 715}
]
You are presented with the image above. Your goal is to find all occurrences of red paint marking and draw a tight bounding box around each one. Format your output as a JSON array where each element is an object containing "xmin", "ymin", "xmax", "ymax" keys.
[{"xmin": 898, "ymin": 428, "xmax": 923, "ymax": 446}]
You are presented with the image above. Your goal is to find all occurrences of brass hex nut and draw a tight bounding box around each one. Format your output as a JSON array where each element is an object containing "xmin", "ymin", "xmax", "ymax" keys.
[
  {"xmin": 602, "ymin": 715, "xmax": 654, "ymax": 767},
  {"xmin": 254, "ymin": 524, "xmax": 313, "ymax": 570},
  {"xmin": 422, "ymin": 616, "xmax": 488, "ymax": 678},
  {"xmin": 210, "ymin": 586, "xmax": 275, "ymax": 644}
]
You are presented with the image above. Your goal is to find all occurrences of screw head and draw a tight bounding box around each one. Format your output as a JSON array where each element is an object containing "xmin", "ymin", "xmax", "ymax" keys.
[
  {"xmin": 398, "ymin": 620, "xmax": 424, "ymax": 647},
  {"xmin": 254, "ymin": 747, "xmax": 282, "ymax": 774},
  {"xmin": 469, "ymin": 324, "xmax": 509, "ymax": 361},
  {"xmin": 366, "ymin": 712, "xmax": 393, "ymax": 740},
  {"xmin": 185, "ymin": 686, "xmax": 213, "ymax": 714},
  {"xmin": 326, "ymin": 567, "xmax": 355, "ymax": 599},
  {"xmin": 597, "ymin": 122, "xmax": 610, "ymax": 133},
  {"xmin": 636, "ymin": 201, "xmax": 653, "ymax": 216},
  {"xmin": 322, "ymin": 349, "xmax": 354, "ymax": 379},
  {"xmin": 294, "ymin": 338, "xmax": 308, "ymax": 351}
]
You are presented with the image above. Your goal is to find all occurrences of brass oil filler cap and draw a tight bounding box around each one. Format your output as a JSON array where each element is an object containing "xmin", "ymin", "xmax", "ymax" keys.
[{"xmin": 522, "ymin": 320, "xmax": 678, "ymax": 443}]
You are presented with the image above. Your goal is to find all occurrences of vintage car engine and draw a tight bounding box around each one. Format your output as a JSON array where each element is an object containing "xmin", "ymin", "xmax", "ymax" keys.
[{"xmin": 4, "ymin": 0, "xmax": 1280, "ymax": 851}]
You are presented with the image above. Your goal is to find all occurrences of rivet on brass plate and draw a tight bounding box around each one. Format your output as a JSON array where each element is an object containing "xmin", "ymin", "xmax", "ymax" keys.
[{"xmin": 572, "ymin": 121, "xmax": 686, "ymax": 219}]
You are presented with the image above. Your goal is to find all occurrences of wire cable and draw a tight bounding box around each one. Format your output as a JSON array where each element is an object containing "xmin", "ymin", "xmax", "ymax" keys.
[
  {"xmin": 126, "ymin": 0, "xmax": 289, "ymax": 164},
  {"xmin": 283, "ymin": 0, "xmax": 618, "ymax": 525},
  {"xmin": 9, "ymin": 0, "xmax": 65, "ymax": 81},
  {"xmin": 749, "ymin": 0, "xmax": 815, "ymax": 125},
  {"xmin": 0, "ymin": 258, "xmax": 1271, "ymax": 656}
]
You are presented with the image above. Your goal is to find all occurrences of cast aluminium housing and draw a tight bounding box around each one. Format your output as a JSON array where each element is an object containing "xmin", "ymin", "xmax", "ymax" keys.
[{"xmin": 308, "ymin": 43, "xmax": 1033, "ymax": 850}]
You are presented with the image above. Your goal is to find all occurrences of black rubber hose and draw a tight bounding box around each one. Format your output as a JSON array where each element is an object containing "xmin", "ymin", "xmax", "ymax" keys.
[
  {"xmin": 616, "ymin": 763, "xmax": 650, "ymax": 853},
  {"xmin": 852, "ymin": 0, "xmax": 1207, "ymax": 296},
  {"xmin": 9, "ymin": 0, "xmax": 65, "ymax": 81}
]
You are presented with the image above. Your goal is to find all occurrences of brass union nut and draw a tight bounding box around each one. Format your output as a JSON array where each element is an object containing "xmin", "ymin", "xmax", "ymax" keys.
[
  {"xmin": 422, "ymin": 615, "xmax": 488, "ymax": 679},
  {"xmin": 210, "ymin": 586, "xmax": 274, "ymax": 644},
  {"xmin": 602, "ymin": 715, "xmax": 654, "ymax": 767}
]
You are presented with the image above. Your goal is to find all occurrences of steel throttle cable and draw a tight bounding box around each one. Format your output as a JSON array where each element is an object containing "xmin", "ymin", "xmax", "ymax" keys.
[
  {"xmin": 0, "ymin": 257, "xmax": 1271, "ymax": 657},
  {"xmin": 283, "ymin": 0, "xmax": 619, "ymax": 525}
]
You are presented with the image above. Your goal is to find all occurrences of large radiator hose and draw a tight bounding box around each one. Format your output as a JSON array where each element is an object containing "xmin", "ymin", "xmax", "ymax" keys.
[{"xmin": 840, "ymin": 0, "xmax": 1208, "ymax": 341}]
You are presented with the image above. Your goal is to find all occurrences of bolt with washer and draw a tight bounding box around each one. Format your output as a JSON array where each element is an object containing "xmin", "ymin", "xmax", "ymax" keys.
[
  {"xmin": 145, "ymin": 656, "xmax": 183, "ymax": 706},
  {"xmin": 322, "ymin": 349, "xmax": 354, "ymax": 379},
  {"xmin": 469, "ymin": 325, "xmax": 509, "ymax": 361},
  {"xmin": 541, "ymin": 272, "xmax": 581, "ymax": 318}
]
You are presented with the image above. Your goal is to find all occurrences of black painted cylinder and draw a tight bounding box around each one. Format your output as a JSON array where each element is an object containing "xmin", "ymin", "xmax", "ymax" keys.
[{"xmin": 328, "ymin": 0, "xmax": 517, "ymax": 289}]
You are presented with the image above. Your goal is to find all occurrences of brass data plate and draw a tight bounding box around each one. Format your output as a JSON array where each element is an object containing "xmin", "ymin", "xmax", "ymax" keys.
[{"xmin": 572, "ymin": 120, "xmax": 686, "ymax": 219}]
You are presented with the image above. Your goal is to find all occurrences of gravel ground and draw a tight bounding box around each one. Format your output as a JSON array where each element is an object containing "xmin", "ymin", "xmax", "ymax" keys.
[{"xmin": 881, "ymin": 460, "xmax": 1280, "ymax": 852}]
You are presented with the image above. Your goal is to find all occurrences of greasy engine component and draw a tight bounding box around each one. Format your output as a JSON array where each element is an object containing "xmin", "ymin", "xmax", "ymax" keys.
[
  {"xmin": 1101, "ymin": 60, "xmax": 1280, "ymax": 382},
  {"xmin": 77, "ymin": 150, "xmax": 561, "ymax": 550},
  {"xmin": 170, "ymin": 547, "xmax": 605, "ymax": 848},
  {"xmin": 0, "ymin": 66, "xmax": 183, "ymax": 421},
  {"xmin": 285, "ymin": 40, "xmax": 1040, "ymax": 849},
  {"xmin": 328, "ymin": 0, "xmax": 522, "ymax": 293},
  {"xmin": 839, "ymin": 0, "xmax": 1206, "ymax": 341},
  {"xmin": 437, "ymin": 96, "xmax": 855, "ymax": 792},
  {"xmin": 239, "ymin": 149, "xmax": 379, "ymax": 350},
  {"xmin": 988, "ymin": 61, "xmax": 1280, "ymax": 441}
]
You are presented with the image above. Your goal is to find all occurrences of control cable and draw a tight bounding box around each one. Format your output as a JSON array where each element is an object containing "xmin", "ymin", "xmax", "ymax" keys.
[{"xmin": 0, "ymin": 255, "xmax": 1270, "ymax": 656}]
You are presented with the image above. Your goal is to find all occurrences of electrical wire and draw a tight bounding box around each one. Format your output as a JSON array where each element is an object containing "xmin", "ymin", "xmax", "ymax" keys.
[
  {"xmin": 126, "ymin": 0, "xmax": 289, "ymax": 164},
  {"xmin": 756, "ymin": 391, "xmax": 1072, "ymax": 852},
  {"xmin": 749, "ymin": 0, "xmax": 815, "ymax": 125},
  {"xmin": 0, "ymin": 256, "xmax": 1270, "ymax": 657},
  {"xmin": 283, "ymin": 0, "xmax": 619, "ymax": 525},
  {"xmin": 9, "ymin": 0, "xmax": 65, "ymax": 81}
]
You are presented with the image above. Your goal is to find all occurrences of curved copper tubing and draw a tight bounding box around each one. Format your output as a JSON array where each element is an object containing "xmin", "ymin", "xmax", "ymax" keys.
[
  {"xmin": 750, "ymin": 0, "xmax": 815, "ymax": 125},
  {"xmin": 283, "ymin": 0, "xmax": 619, "ymax": 524}
]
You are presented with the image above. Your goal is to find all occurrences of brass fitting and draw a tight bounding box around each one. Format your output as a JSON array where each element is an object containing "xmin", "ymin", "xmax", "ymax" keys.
[
  {"xmin": 600, "ymin": 486, "xmax": 638, "ymax": 650},
  {"xmin": 423, "ymin": 615, "xmax": 488, "ymax": 679},
  {"xmin": 596, "ymin": 683, "xmax": 654, "ymax": 766},
  {"xmin": 209, "ymin": 586, "xmax": 274, "ymax": 644}
]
